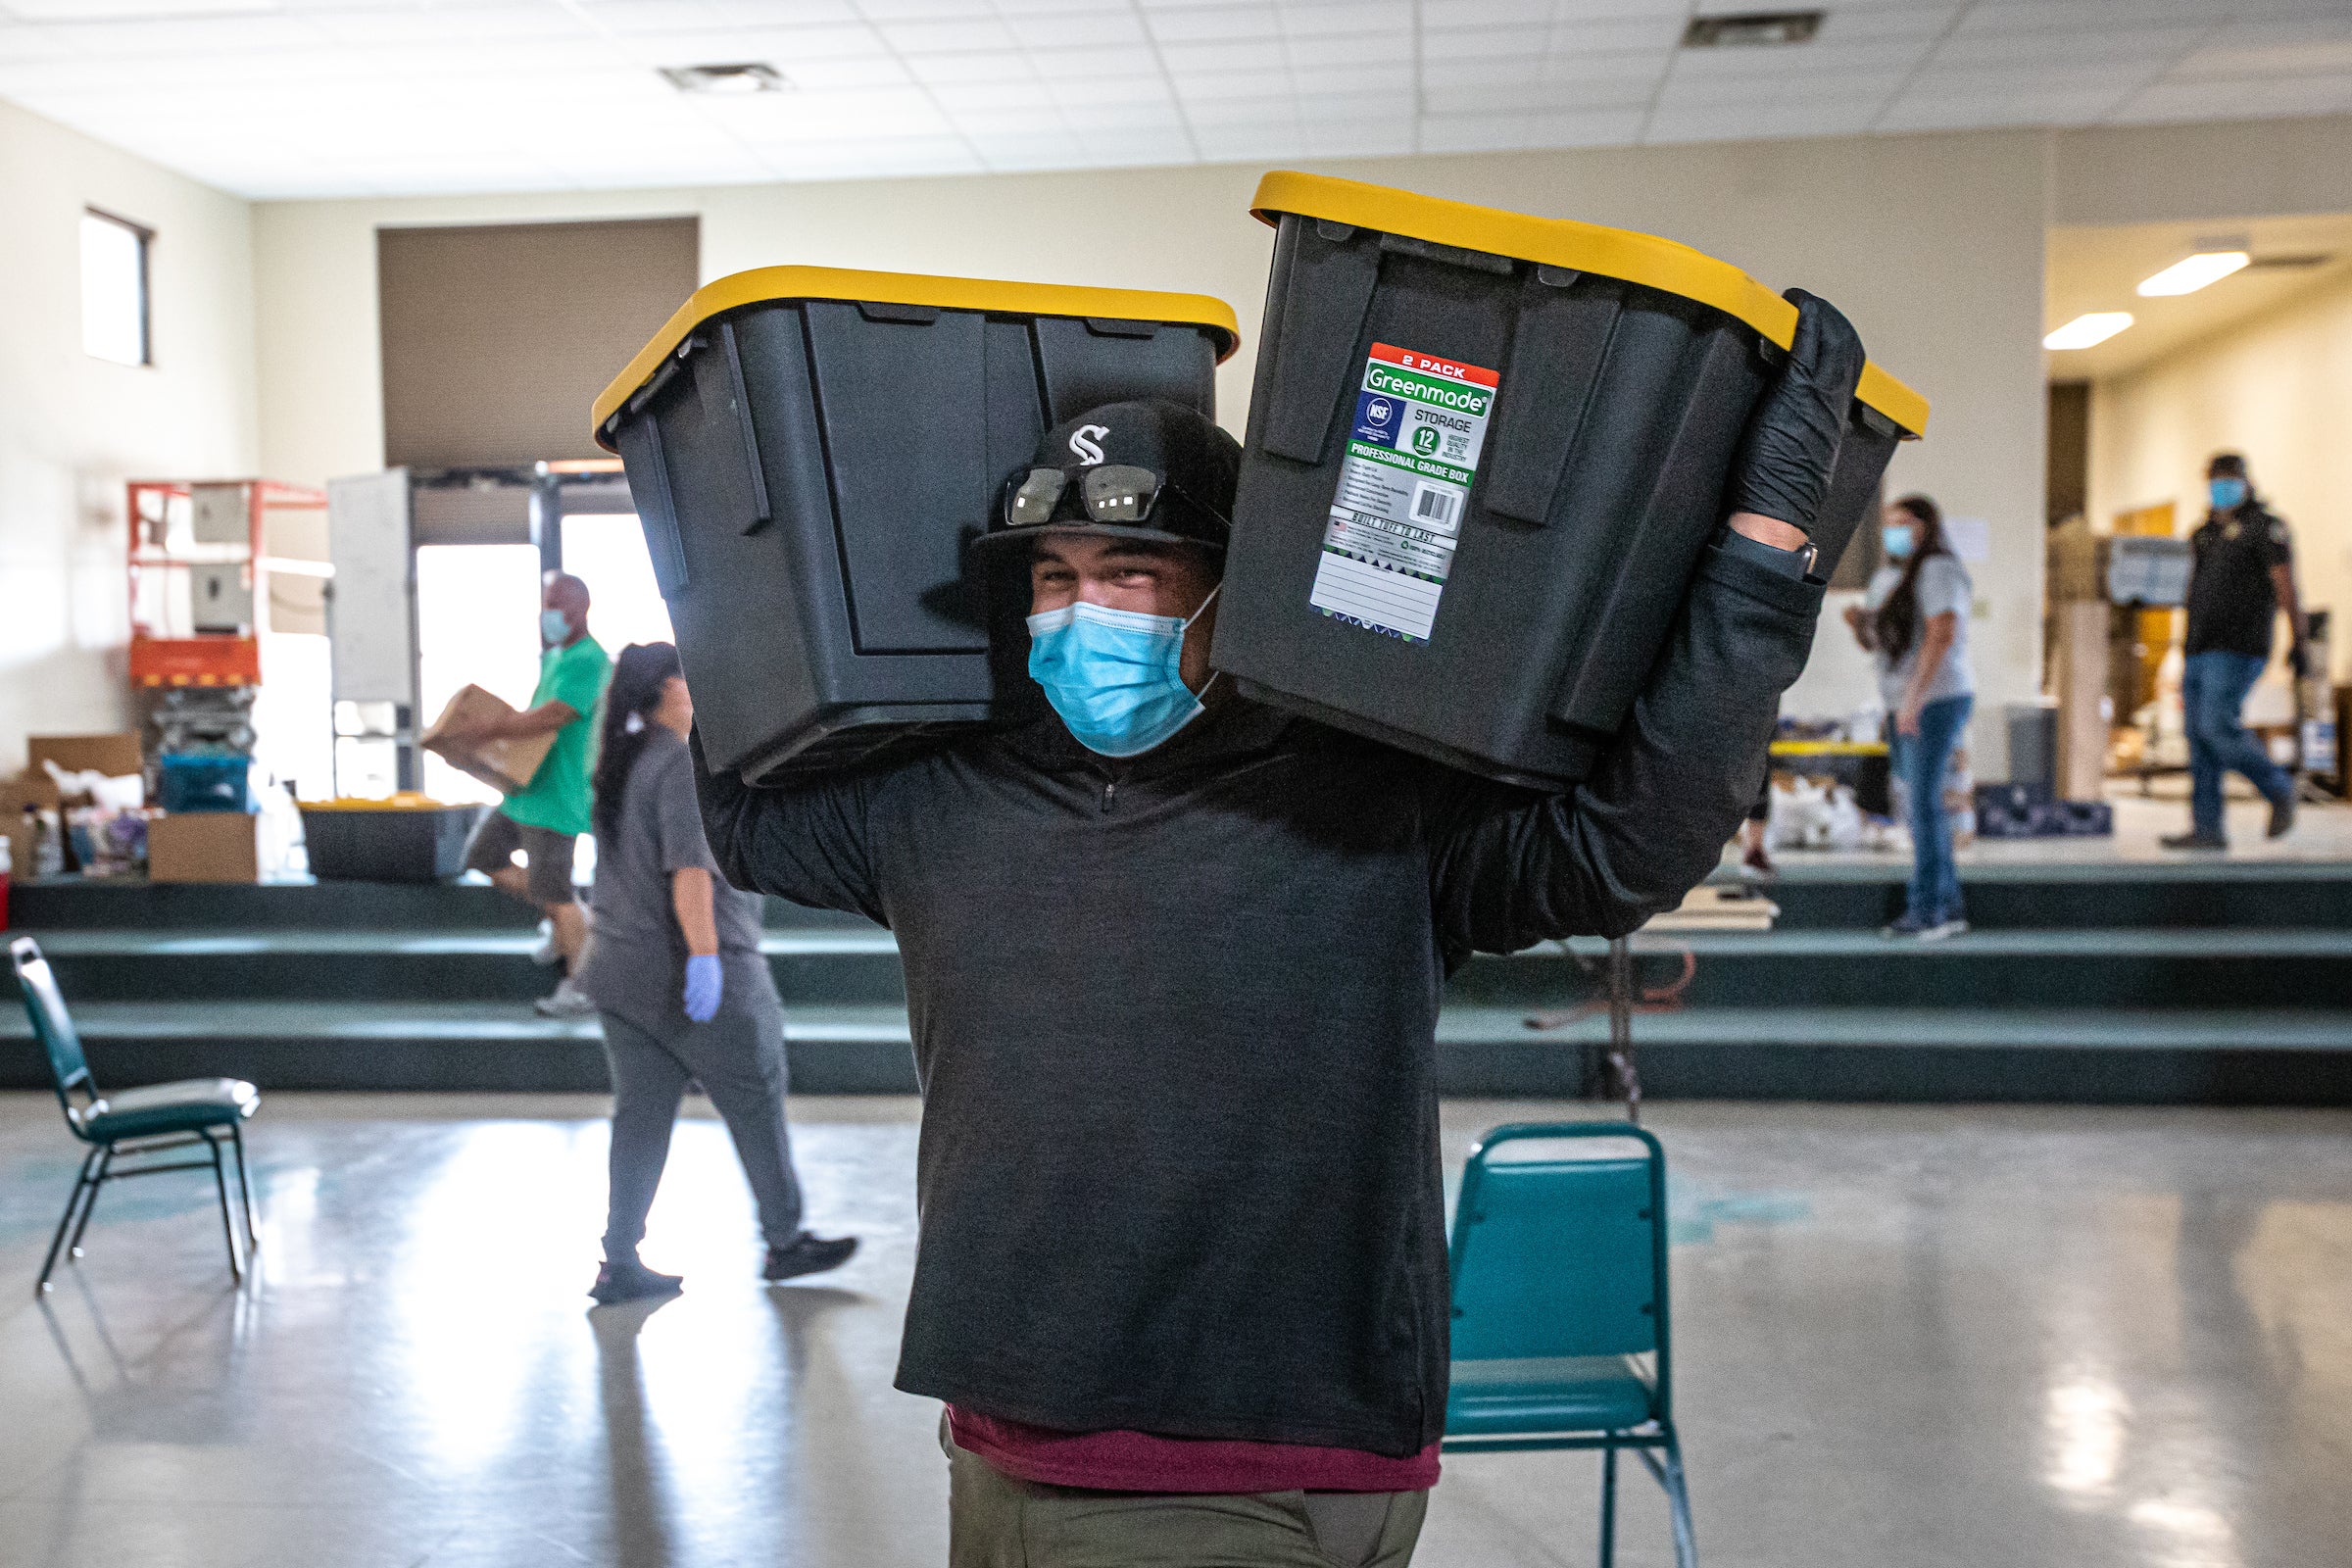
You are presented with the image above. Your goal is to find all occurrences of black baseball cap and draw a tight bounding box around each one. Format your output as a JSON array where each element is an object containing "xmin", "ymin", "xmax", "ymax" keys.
[{"xmin": 974, "ymin": 398, "xmax": 1239, "ymax": 555}]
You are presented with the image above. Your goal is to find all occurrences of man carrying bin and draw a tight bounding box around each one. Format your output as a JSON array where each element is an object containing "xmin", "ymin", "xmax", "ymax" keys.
[
  {"xmin": 694, "ymin": 295, "xmax": 1867, "ymax": 1566},
  {"xmin": 451, "ymin": 570, "xmax": 612, "ymax": 1017}
]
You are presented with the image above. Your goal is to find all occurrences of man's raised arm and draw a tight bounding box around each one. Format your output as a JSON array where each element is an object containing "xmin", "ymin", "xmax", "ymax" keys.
[
  {"xmin": 689, "ymin": 731, "xmax": 888, "ymax": 925},
  {"xmin": 1427, "ymin": 290, "xmax": 1865, "ymax": 953}
]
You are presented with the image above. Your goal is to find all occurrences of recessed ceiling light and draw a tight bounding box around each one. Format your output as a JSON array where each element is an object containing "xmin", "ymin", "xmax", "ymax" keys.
[
  {"xmin": 2136, "ymin": 252, "xmax": 2250, "ymax": 297},
  {"xmin": 1682, "ymin": 10, "xmax": 1824, "ymax": 47},
  {"xmin": 660, "ymin": 63, "xmax": 786, "ymax": 96},
  {"xmin": 2044, "ymin": 313, "xmax": 2133, "ymax": 351}
]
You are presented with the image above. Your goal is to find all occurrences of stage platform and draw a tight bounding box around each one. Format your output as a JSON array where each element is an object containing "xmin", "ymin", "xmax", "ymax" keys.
[{"xmin": 5, "ymin": 810, "xmax": 2350, "ymax": 1102}]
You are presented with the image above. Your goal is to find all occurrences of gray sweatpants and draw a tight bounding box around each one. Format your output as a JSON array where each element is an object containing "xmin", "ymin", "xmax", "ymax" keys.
[{"xmin": 599, "ymin": 998, "xmax": 805, "ymax": 1261}]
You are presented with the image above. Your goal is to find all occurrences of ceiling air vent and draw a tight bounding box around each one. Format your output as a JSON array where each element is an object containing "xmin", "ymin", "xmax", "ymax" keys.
[
  {"xmin": 1682, "ymin": 10, "xmax": 1825, "ymax": 47},
  {"xmin": 660, "ymin": 63, "xmax": 786, "ymax": 95}
]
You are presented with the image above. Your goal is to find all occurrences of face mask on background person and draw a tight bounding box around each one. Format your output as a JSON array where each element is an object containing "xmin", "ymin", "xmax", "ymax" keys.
[
  {"xmin": 1027, "ymin": 587, "xmax": 1219, "ymax": 759},
  {"xmin": 1882, "ymin": 523, "xmax": 1916, "ymax": 561},
  {"xmin": 541, "ymin": 609, "xmax": 572, "ymax": 645},
  {"xmin": 2210, "ymin": 477, "xmax": 2248, "ymax": 511}
]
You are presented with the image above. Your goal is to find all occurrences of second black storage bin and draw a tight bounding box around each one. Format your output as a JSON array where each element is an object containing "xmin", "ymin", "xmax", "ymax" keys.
[
  {"xmin": 595, "ymin": 268, "xmax": 1239, "ymax": 785},
  {"xmin": 1214, "ymin": 172, "xmax": 1930, "ymax": 789}
]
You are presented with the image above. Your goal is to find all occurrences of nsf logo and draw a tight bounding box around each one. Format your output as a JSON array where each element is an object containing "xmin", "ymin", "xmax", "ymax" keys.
[{"xmin": 1366, "ymin": 397, "xmax": 1395, "ymax": 426}]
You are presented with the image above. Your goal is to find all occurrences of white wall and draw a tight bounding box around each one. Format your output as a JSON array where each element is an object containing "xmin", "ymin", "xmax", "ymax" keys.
[
  {"xmin": 254, "ymin": 130, "xmax": 2050, "ymax": 769},
  {"xmin": 2089, "ymin": 268, "xmax": 2352, "ymax": 681},
  {"xmin": 0, "ymin": 99, "xmax": 256, "ymax": 775}
]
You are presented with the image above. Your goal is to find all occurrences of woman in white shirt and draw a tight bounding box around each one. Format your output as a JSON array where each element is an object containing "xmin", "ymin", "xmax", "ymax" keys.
[{"xmin": 1845, "ymin": 495, "xmax": 1975, "ymax": 939}]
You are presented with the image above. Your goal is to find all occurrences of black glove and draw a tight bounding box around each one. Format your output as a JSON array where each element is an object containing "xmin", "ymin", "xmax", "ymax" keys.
[
  {"xmin": 2288, "ymin": 641, "xmax": 2311, "ymax": 680},
  {"xmin": 1724, "ymin": 289, "xmax": 1868, "ymax": 537}
]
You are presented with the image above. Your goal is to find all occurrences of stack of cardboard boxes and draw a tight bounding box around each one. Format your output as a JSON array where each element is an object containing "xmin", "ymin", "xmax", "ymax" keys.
[{"xmin": 4, "ymin": 733, "xmax": 265, "ymax": 885}]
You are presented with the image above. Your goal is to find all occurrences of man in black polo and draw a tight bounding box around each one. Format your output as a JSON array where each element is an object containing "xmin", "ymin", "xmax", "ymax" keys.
[
  {"xmin": 2162, "ymin": 452, "xmax": 2306, "ymax": 850},
  {"xmin": 694, "ymin": 294, "xmax": 1865, "ymax": 1565}
]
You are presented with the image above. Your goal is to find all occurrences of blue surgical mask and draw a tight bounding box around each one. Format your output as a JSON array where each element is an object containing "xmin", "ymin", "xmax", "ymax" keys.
[
  {"xmin": 540, "ymin": 608, "xmax": 572, "ymax": 644},
  {"xmin": 1881, "ymin": 524, "xmax": 1915, "ymax": 561},
  {"xmin": 1027, "ymin": 588, "xmax": 1219, "ymax": 759},
  {"xmin": 2210, "ymin": 477, "xmax": 2248, "ymax": 511}
]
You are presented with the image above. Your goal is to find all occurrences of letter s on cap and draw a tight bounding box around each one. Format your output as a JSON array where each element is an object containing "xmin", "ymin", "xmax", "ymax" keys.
[{"xmin": 1068, "ymin": 424, "xmax": 1108, "ymax": 466}]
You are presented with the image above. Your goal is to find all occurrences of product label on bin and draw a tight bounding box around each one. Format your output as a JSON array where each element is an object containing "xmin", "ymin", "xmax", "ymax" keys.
[{"xmin": 1308, "ymin": 342, "xmax": 1497, "ymax": 644}]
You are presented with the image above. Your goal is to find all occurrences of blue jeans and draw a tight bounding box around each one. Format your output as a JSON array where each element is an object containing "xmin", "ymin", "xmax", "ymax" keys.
[
  {"xmin": 1891, "ymin": 694, "xmax": 1972, "ymax": 926},
  {"xmin": 2182, "ymin": 650, "xmax": 2292, "ymax": 836}
]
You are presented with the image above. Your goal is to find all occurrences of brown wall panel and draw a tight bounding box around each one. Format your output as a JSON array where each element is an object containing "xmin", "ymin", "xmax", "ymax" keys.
[{"xmin": 378, "ymin": 217, "xmax": 696, "ymax": 468}]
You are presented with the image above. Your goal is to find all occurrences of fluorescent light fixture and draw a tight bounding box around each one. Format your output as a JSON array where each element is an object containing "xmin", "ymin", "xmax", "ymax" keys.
[
  {"xmin": 660, "ymin": 63, "xmax": 785, "ymax": 95},
  {"xmin": 2136, "ymin": 251, "xmax": 2250, "ymax": 297},
  {"xmin": 1683, "ymin": 10, "xmax": 1824, "ymax": 47},
  {"xmin": 2044, "ymin": 313, "xmax": 2133, "ymax": 351}
]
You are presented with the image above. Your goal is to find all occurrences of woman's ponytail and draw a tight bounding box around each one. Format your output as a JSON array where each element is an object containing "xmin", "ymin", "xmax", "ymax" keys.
[{"xmin": 591, "ymin": 642, "xmax": 683, "ymax": 844}]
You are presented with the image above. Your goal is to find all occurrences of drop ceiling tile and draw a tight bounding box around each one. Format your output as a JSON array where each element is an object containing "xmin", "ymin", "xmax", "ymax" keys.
[
  {"xmin": 903, "ymin": 49, "xmax": 1034, "ymax": 82},
  {"xmin": 1655, "ymin": 72, "xmax": 1909, "ymax": 110},
  {"xmin": 1666, "ymin": 38, "xmax": 1932, "ymax": 80},
  {"xmin": 1415, "ymin": 110, "xmax": 1527, "ymax": 154},
  {"xmin": 1282, "ymin": 29, "xmax": 1412, "ymax": 67},
  {"xmin": 769, "ymin": 54, "xmax": 914, "ymax": 87},
  {"xmin": 968, "ymin": 131, "xmax": 1088, "ymax": 170},
  {"xmin": 1953, "ymin": 0, "xmax": 2229, "ymax": 32},
  {"xmin": 1423, "ymin": 0, "xmax": 1551, "ymax": 25},
  {"xmin": 1027, "ymin": 43, "xmax": 1161, "ymax": 79},
  {"xmin": 1644, "ymin": 98, "xmax": 1885, "ymax": 144},
  {"xmin": 1300, "ymin": 62, "xmax": 1414, "ymax": 95},
  {"xmin": 36, "ymin": 13, "xmax": 334, "ymax": 56},
  {"xmin": 0, "ymin": 23, "xmax": 77, "ymax": 64},
  {"xmin": 1145, "ymin": 5, "xmax": 1282, "ymax": 44},
  {"xmin": 1281, "ymin": 1, "xmax": 1409, "ymax": 37},
  {"xmin": 929, "ymin": 77, "xmax": 1047, "ymax": 108},
  {"xmin": 1004, "ymin": 11, "xmax": 1148, "ymax": 47},
  {"xmin": 1424, "ymin": 78, "xmax": 1652, "ymax": 116},
  {"xmin": 578, "ymin": 1, "xmax": 727, "ymax": 34},
  {"xmin": 1073, "ymin": 125, "xmax": 1195, "ymax": 162},
  {"xmin": 1057, "ymin": 97, "xmax": 1185, "ymax": 129},
  {"xmin": 880, "ymin": 17, "xmax": 1018, "ymax": 52},
  {"xmin": 704, "ymin": 0, "xmax": 864, "ymax": 24},
  {"xmin": 2171, "ymin": 28, "xmax": 2352, "ymax": 81},
  {"xmin": 1157, "ymin": 38, "xmax": 1279, "ymax": 73},
  {"xmin": 1546, "ymin": 16, "xmax": 1686, "ymax": 54},
  {"xmin": 851, "ymin": 0, "xmax": 998, "ymax": 19},
  {"xmin": 681, "ymin": 22, "xmax": 892, "ymax": 61},
  {"xmin": 1908, "ymin": 62, "xmax": 2169, "ymax": 99},
  {"xmin": 1424, "ymin": 24, "xmax": 1549, "ymax": 62},
  {"xmin": 1819, "ymin": 4, "xmax": 1965, "ymax": 43},
  {"xmin": 1049, "ymin": 72, "xmax": 1173, "ymax": 106},
  {"xmin": 1177, "ymin": 92, "xmax": 1292, "ymax": 125},
  {"xmin": 1931, "ymin": 24, "xmax": 2213, "ymax": 70},
  {"xmin": 1540, "ymin": 48, "xmax": 1673, "ymax": 85},
  {"xmin": 2111, "ymin": 71, "xmax": 2352, "ymax": 123},
  {"xmin": 709, "ymin": 83, "xmax": 951, "ymax": 137},
  {"xmin": 1170, "ymin": 66, "xmax": 1292, "ymax": 101}
]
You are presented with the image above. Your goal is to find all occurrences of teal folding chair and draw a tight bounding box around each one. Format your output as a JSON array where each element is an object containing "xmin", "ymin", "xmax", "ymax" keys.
[
  {"xmin": 10, "ymin": 936, "xmax": 260, "ymax": 1295},
  {"xmin": 1445, "ymin": 1121, "xmax": 1693, "ymax": 1568}
]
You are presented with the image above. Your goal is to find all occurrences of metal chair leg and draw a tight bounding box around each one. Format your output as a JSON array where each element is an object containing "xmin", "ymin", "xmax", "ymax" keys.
[
  {"xmin": 1597, "ymin": 1442, "xmax": 1618, "ymax": 1567},
  {"xmin": 1660, "ymin": 1428, "xmax": 1697, "ymax": 1568},
  {"xmin": 36, "ymin": 1148, "xmax": 102, "ymax": 1294},
  {"xmin": 202, "ymin": 1132, "xmax": 244, "ymax": 1284},
  {"xmin": 229, "ymin": 1121, "xmax": 260, "ymax": 1251},
  {"xmin": 66, "ymin": 1145, "xmax": 115, "ymax": 1258}
]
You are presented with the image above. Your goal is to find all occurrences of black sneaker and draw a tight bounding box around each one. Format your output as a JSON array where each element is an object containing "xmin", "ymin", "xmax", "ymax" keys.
[
  {"xmin": 2268, "ymin": 795, "xmax": 2297, "ymax": 839},
  {"xmin": 2160, "ymin": 830, "xmax": 2230, "ymax": 851},
  {"xmin": 763, "ymin": 1233, "xmax": 858, "ymax": 1283},
  {"xmin": 589, "ymin": 1258, "xmax": 683, "ymax": 1304}
]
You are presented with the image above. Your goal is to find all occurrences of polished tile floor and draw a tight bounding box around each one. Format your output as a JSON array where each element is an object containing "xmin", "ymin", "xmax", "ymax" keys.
[{"xmin": 4, "ymin": 1092, "xmax": 2349, "ymax": 1567}]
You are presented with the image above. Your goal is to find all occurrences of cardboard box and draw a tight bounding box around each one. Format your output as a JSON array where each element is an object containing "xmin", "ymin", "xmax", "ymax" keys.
[
  {"xmin": 420, "ymin": 685, "xmax": 554, "ymax": 796},
  {"xmin": 148, "ymin": 810, "xmax": 262, "ymax": 884},
  {"xmin": 2, "ymin": 774, "xmax": 64, "ymax": 881},
  {"xmin": 29, "ymin": 733, "xmax": 144, "ymax": 784}
]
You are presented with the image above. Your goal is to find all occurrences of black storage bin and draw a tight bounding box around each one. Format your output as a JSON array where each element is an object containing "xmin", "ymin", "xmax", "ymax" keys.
[
  {"xmin": 594, "ymin": 268, "xmax": 1240, "ymax": 785},
  {"xmin": 1213, "ymin": 172, "xmax": 1930, "ymax": 788},
  {"xmin": 301, "ymin": 798, "xmax": 483, "ymax": 883}
]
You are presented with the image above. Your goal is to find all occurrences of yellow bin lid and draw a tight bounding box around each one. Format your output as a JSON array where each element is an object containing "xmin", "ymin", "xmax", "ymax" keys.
[
  {"xmin": 594, "ymin": 267, "xmax": 1244, "ymax": 450},
  {"xmin": 1251, "ymin": 171, "xmax": 1928, "ymax": 437},
  {"xmin": 300, "ymin": 793, "xmax": 460, "ymax": 811}
]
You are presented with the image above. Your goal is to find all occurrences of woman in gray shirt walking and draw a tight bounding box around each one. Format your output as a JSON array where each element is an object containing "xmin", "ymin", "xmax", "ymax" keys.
[
  {"xmin": 580, "ymin": 642, "xmax": 857, "ymax": 1304},
  {"xmin": 1846, "ymin": 495, "xmax": 1976, "ymax": 940}
]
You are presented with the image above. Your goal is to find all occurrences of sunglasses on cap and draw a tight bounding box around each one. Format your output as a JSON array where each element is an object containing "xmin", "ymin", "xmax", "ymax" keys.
[{"xmin": 1004, "ymin": 465, "xmax": 1189, "ymax": 531}]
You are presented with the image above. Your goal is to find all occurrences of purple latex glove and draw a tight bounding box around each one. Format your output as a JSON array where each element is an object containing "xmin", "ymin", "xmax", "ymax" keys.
[{"xmin": 683, "ymin": 954, "xmax": 723, "ymax": 1023}]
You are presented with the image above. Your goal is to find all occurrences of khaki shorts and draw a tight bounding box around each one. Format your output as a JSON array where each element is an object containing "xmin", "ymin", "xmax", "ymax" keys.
[
  {"xmin": 942, "ymin": 1418, "xmax": 1427, "ymax": 1568},
  {"xmin": 462, "ymin": 808, "xmax": 578, "ymax": 906}
]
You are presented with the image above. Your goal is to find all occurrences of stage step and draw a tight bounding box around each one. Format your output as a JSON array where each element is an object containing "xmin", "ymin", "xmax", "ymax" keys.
[
  {"xmin": 20, "ymin": 925, "xmax": 2351, "ymax": 1014},
  {"xmin": 1756, "ymin": 859, "xmax": 2352, "ymax": 930},
  {"xmin": 6, "ymin": 1001, "xmax": 2348, "ymax": 1103}
]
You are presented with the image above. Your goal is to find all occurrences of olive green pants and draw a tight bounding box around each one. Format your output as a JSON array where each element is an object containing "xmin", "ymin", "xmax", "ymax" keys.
[{"xmin": 944, "ymin": 1423, "xmax": 1428, "ymax": 1568}]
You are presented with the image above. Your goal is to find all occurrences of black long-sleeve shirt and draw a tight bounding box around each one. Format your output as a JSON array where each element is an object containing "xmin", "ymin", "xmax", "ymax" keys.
[{"xmin": 694, "ymin": 540, "xmax": 1824, "ymax": 1456}]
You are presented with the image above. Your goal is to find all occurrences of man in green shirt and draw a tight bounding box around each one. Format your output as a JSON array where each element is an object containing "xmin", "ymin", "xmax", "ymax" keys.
[{"xmin": 453, "ymin": 571, "xmax": 612, "ymax": 1017}]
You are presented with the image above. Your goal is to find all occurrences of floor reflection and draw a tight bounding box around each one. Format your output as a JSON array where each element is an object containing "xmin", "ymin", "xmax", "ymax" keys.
[{"xmin": 0, "ymin": 1095, "xmax": 2347, "ymax": 1568}]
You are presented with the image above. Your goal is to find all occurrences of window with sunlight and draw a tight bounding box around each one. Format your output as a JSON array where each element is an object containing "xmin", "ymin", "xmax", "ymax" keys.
[{"xmin": 81, "ymin": 209, "xmax": 151, "ymax": 367}]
